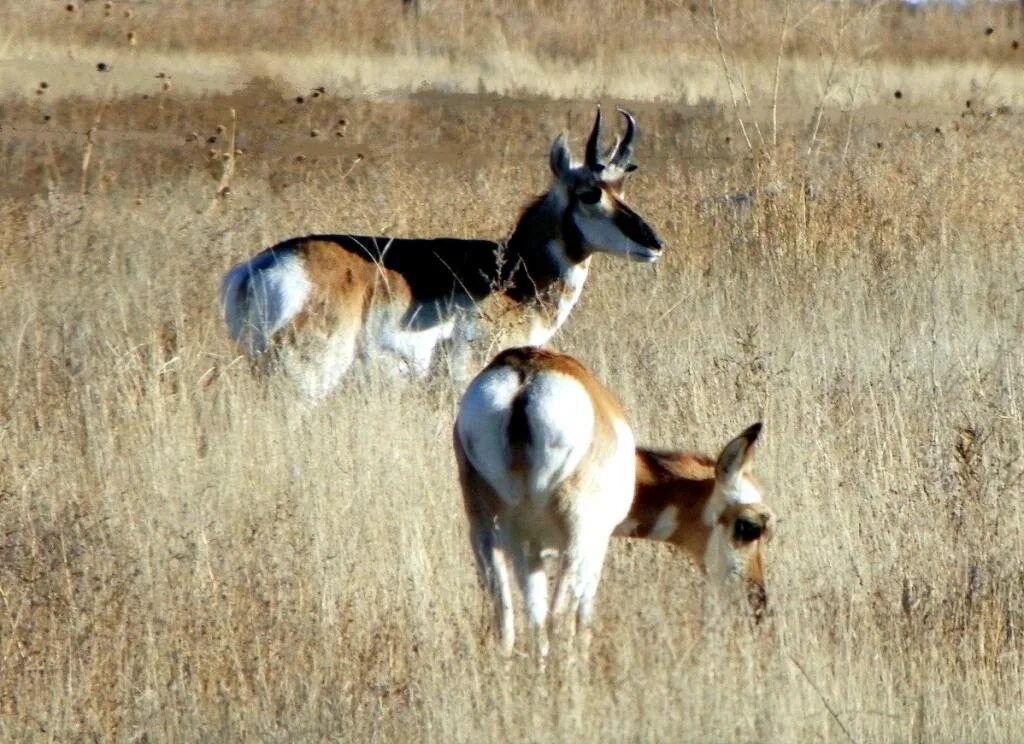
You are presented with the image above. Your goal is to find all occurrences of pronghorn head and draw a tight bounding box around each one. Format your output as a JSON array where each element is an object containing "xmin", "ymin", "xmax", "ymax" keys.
[
  {"xmin": 549, "ymin": 107, "xmax": 663, "ymax": 263},
  {"xmin": 704, "ymin": 422, "xmax": 776, "ymax": 620}
]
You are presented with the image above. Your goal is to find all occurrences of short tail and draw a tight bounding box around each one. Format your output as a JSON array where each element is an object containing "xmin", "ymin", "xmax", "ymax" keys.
[
  {"xmin": 220, "ymin": 264, "xmax": 264, "ymax": 356},
  {"xmin": 220, "ymin": 251, "xmax": 309, "ymax": 358}
]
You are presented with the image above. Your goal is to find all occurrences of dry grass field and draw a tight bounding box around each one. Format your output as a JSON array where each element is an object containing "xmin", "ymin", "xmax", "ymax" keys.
[{"xmin": 1, "ymin": 1, "xmax": 1023, "ymax": 741}]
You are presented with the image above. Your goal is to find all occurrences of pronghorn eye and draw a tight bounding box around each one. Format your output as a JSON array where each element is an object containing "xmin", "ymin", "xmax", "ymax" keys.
[
  {"xmin": 734, "ymin": 517, "xmax": 764, "ymax": 543},
  {"xmin": 578, "ymin": 188, "xmax": 602, "ymax": 205}
]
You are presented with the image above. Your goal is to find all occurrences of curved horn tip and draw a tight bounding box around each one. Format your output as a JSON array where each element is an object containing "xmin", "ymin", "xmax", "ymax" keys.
[{"xmin": 608, "ymin": 108, "xmax": 638, "ymax": 167}]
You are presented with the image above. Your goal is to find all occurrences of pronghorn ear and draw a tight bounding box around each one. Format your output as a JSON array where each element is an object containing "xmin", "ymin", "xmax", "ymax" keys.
[
  {"xmin": 715, "ymin": 422, "xmax": 762, "ymax": 483},
  {"xmin": 550, "ymin": 134, "xmax": 572, "ymax": 179},
  {"xmin": 625, "ymin": 163, "xmax": 639, "ymax": 173}
]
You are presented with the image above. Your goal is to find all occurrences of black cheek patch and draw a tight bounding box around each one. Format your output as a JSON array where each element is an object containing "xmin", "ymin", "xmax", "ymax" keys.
[{"xmin": 734, "ymin": 517, "xmax": 765, "ymax": 543}]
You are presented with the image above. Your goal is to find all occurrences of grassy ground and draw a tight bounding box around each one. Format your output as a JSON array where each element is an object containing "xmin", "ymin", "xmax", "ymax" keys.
[{"xmin": 1, "ymin": 1, "xmax": 1023, "ymax": 741}]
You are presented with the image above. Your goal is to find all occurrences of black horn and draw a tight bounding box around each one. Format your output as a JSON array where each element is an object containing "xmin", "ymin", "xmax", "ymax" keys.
[
  {"xmin": 610, "ymin": 108, "xmax": 637, "ymax": 168},
  {"xmin": 585, "ymin": 106, "xmax": 603, "ymax": 169}
]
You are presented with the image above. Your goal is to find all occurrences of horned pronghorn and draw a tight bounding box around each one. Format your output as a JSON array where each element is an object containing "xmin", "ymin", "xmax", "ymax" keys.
[
  {"xmin": 454, "ymin": 346, "xmax": 637, "ymax": 658},
  {"xmin": 455, "ymin": 348, "xmax": 775, "ymax": 658},
  {"xmin": 613, "ymin": 422, "xmax": 775, "ymax": 621},
  {"xmin": 220, "ymin": 108, "xmax": 663, "ymax": 399}
]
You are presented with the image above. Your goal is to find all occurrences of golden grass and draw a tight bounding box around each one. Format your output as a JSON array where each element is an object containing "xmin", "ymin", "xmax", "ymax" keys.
[{"xmin": 1, "ymin": 2, "xmax": 1023, "ymax": 742}]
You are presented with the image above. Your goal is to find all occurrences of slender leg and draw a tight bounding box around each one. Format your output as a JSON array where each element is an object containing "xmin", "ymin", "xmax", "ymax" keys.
[
  {"xmin": 573, "ymin": 534, "xmax": 612, "ymax": 661},
  {"xmin": 552, "ymin": 528, "xmax": 611, "ymax": 660},
  {"xmin": 492, "ymin": 543, "xmax": 516, "ymax": 658},
  {"xmin": 514, "ymin": 543, "xmax": 550, "ymax": 660}
]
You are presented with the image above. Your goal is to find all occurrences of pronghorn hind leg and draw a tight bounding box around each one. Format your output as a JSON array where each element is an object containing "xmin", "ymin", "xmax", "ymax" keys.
[
  {"xmin": 513, "ymin": 542, "xmax": 550, "ymax": 661},
  {"xmin": 455, "ymin": 435, "xmax": 517, "ymax": 656},
  {"xmin": 573, "ymin": 535, "xmax": 612, "ymax": 662},
  {"xmin": 552, "ymin": 529, "xmax": 611, "ymax": 661},
  {"xmin": 492, "ymin": 541, "xmax": 516, "ymax": 658}
]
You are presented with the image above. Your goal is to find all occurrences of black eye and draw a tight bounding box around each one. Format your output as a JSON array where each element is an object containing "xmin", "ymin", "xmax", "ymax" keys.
[
  {"xmin": 578, "ymin": 188, "xmax": 602, "ymax": 205},
  {"xmin": 734, "ymin": 517, "xmax": 764, "ymax": 543}
]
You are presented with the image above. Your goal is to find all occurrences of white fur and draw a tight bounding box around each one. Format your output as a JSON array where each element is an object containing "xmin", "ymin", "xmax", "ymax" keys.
[
  {"xmin": 514, "ymin": 372, "xmax": 597, "ymax": 502},
  {"xmin": 703, "ymin": 475, "xmax": 761, "ymax": 527},
  {"xmin": 574, "ymin": 213, "xmax": 658, "ymax": 262},
  {"xmin": 703, "ymin": 525, "xmax": 736, "ymax": 585},
  {"xmin": 724, "ymin": 477, "xmax": 762, "ymax": 506},
  {"xmin": 456, "ymin": 366, "xmax": 528, "ymax": 506},
  {"xmin": 376, "ymin": 316, "xmax": 456, "ymax": 378},
  {"xmin": 221, "ymin": 252, "xmax": 312, "ymax": 356},
  {"xmin": 457, "ymin": 368, "xmax": 596, "ymax": 508},
  {"xmin": 550, "ymin": 257, "xmax": 591, "ymax": 336},
  {"xmin": 701, "ymin": 473, "xmax": 762, "ymax": 586}
]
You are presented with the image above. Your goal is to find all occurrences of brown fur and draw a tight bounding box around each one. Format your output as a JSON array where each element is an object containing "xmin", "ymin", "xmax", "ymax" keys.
[
  {"xmin": 289, "ymin": 239, "xmax": 389, "ymax": 333},
  {"xmin": 627, "ymin": 450, "xmax": 717, "ymax": 561},
  {"xmin": 620, "ymin": 438, "xmax": 775, "ymax": 619}
]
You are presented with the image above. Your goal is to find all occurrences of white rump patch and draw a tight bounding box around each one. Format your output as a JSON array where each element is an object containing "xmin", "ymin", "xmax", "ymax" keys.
[
  {"xmin": 515, "ymin": 372, "xmax": 596, "ymax": 502},
  {"xmin": 221, "ymin": 251, "xmax": 311, "ymax": 356},
  {"xmin": 456, "ymin": 367, "xmax": 596, "ymax": 509},
  {"xmin": 456, "ymin": 366, "xmax": 526, "ymax": 505}
]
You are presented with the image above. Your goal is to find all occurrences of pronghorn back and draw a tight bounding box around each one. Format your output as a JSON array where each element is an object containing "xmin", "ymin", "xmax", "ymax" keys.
[{"xmin": 455, "ymin": 347, "xmax": 636, "ymax": 658}]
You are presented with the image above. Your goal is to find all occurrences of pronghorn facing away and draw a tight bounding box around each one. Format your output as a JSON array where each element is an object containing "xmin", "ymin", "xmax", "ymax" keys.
[
  {"xmin": 220, "ymin": 108, "xmax": 663, "ymax": 399},
  {"xmin": 454, "ymin": 346, "xmax": 636, "ymax": 658},
  {"xmin": 614, "ymin": 423, "xmax": 776, "ymax": 620}
]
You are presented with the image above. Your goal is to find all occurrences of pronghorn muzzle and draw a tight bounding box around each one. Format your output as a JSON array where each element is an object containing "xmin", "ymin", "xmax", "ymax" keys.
[
  {"xmin": 613, "ymin": 200, "xmax": 663, "ymax": 262},
  {"xmin": 730, "ymin": 504, "xmax": 774, "ymax": 622},
  {"xmin": 746, "ymin": 579, "xmax": 768, "ymax": 623}
]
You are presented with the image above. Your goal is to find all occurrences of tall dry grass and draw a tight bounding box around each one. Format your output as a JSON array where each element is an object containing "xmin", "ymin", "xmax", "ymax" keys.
[{"xmin": 1, "ymin": 2, "xmax": 1023, "ymax": 742}]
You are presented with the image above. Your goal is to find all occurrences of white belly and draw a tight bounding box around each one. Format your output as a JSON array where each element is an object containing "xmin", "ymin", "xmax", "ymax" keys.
[{"xmin": 373, "ymin": 315, "xmax": 456, "ymax": 377}]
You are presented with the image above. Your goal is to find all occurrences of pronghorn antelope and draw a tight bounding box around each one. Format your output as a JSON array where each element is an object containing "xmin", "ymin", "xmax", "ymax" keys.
[
  {"xmin": 614, "ymin": 422, "xmax": 776, "ymax": 620},
  {"xmin": 456, "ymin": 349, "xmax": 776, "ymax": 657},
  {"xmin": 220, "ymin": 108, "xmax": 663, "ymax": 399},
  {"xmin": 454, "ymin": 346, "xmax": 637, "ymax": 658}
]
